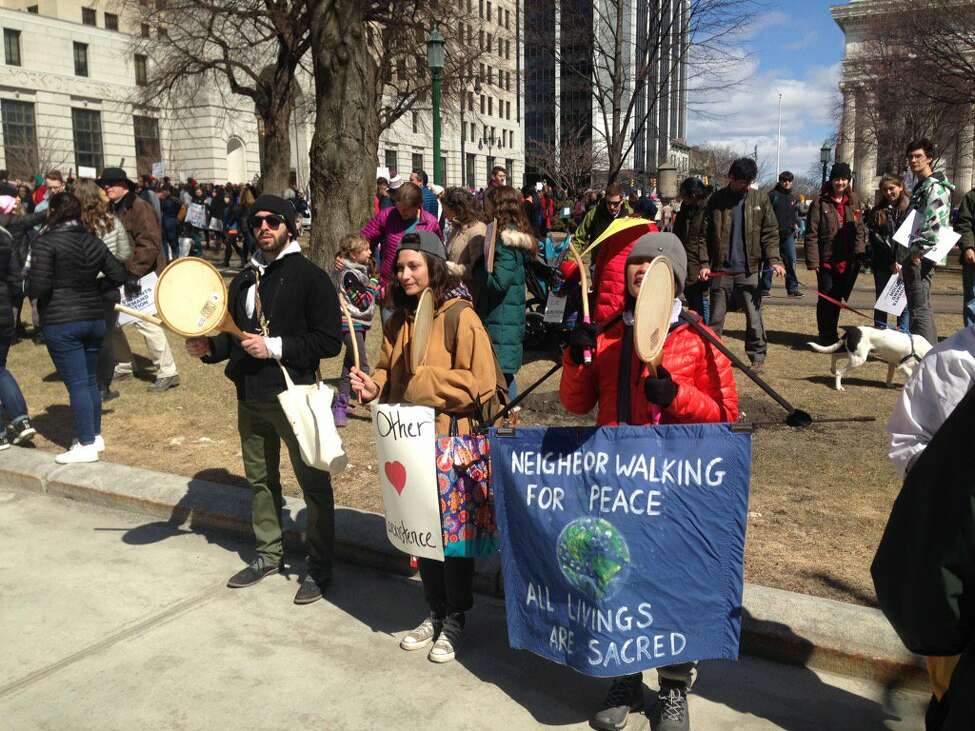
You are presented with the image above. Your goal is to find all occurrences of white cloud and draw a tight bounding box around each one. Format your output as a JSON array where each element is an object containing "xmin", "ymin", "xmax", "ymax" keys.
[{"xmin": 687, "ymin": 62, "xmax": 842, "ymax": 181}]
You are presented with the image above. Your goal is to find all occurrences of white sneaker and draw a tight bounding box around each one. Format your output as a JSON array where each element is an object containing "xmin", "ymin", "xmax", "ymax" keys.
[
  {"xmin": 55, "ymin": 443, "xmax": 99, "ymax": 464},
  {"xmin": 71, "ymin": 435, "xmax": 105, "ymax": 452},
  {"xmin": 400, "ymin": 617, "xmax": 439, "ymax": 651}
]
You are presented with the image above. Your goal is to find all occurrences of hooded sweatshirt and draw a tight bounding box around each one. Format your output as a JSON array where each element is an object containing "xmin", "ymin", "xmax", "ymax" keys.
[{"xmin": 909, "ymin": 171, "xmax": 955, "ymax": 256}]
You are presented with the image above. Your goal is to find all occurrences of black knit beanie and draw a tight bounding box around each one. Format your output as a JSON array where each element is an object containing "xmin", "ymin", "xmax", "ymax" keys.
[{"xmin": 829, "ymin": 162, "xmax": 852, "ymax": 181}]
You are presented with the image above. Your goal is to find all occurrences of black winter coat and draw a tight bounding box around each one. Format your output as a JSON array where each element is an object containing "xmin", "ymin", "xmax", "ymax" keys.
[
  {"xmin": 202, "ymin": 249, "xmax": 343, "ymax": 402},
  {"xmin": 27, "ymin": 221, "xmax": 128, "ymax": 326},
  {"xmin": 0, "ymin": 228, "xmax": 18, "ymax": 337}
]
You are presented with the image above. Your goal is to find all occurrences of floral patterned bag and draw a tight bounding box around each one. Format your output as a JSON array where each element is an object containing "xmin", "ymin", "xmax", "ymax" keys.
[{"xmin": 436, "ymin": 430, "xmax": 499, "ymax": 558}]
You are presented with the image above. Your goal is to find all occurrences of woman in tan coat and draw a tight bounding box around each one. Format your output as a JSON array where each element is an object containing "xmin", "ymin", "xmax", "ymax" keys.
[
  {"xmin": 442, "ymin": 187, "xmax": 487, "ymax": 293},
  {"xmin": 351, "ymin": 230, "xmax": 499, "ymax": 664}
]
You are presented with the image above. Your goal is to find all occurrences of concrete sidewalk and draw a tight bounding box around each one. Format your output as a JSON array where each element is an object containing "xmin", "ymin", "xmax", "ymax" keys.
[{"xmin": 0, "ymin": 486, "xmax": 926, "ymax": 730}]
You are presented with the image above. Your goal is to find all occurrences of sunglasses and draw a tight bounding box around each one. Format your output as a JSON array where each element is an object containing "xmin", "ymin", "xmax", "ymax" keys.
[{"xmin": 249, "ymin": 214, "xmax": 285, "ymax": 230}]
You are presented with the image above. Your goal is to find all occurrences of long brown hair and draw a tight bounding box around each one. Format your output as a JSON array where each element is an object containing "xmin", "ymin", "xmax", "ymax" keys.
[
  {"xmin": 442, "ymin": 187, "xmax": 485, "ymax": 227},
  {"xmin": 390, "ymin": 251, "xmax": 460, "ymax": 310},
  {"xmin": 871, "ymin": 173, "xmax": 906, "ymax": 229},
  {"xmin": 484, "ymin": 185, "xmax": 533, "ymax": 235},
  {"xmin": 74, "ymin": 178, "xmax": 114, "ymax": 235}
]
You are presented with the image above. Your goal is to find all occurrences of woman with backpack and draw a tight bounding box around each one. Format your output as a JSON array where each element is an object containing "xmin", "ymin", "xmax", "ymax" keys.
[
  {"xmin": 350, "ymin": 230, "xmax": 500, "ymax": 665},
  {"xmin": 474, "ymin": 185, "xmax": 534, "ymax": 399}
]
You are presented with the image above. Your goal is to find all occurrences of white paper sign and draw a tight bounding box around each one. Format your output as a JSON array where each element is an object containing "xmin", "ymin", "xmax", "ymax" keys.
[
  {"xmin": 117, "ymin": 272, "xmax": 159, "ymax": 325},
  {"xmin": 78, "ymin": 166, "xmax": 97, "ymax": 179},
  {"xmin": 922, "ymin": 227, "xmax": 961, "ymax": 264},
  {"xmin": 185, "ymin": 202, "xmax": 207, "ymax": 229},
  {"xmin": 892, "ymin": 210, "xmax": 920, "ymax": 247},
  {"xmin": 372, "ymin": 403, "xmax": 444, "ymax": 561},
  {"xmin": 376, "ymin": 166, "xmax": 391, "ymax": 181},
  {"xmin": 151, "ymin": 162, "xmax": 166, "ymax": 178},
  {"xmin": 544, "ymin": 291, "xmax": 568, "ymax": 323},
  {"xmin": 874, "ymin": 272, "xmax": 908, "ymax": 317}
]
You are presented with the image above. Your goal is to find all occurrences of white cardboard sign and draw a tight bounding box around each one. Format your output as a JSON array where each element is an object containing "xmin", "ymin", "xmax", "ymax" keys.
[
  {"xmin": 922, "ymin": 227, "xmax": 961, "ymax": 264},
  {"xmin": 874, "ymin": 272, "xmax": 907, "ymax": 317},
  {"xmin": 892, "ymin": 210, "xmax": 919, "ymax": 247},
  {"xmin": 151, "ymin": 161, "xmax": 166, "ymax": 178},
  {"xmin": 117, "ymin": 272, "xmax": 159, "ymax": 325},
  {"xmin": 77, "ymin": 166, "xmax": 97, "ymax": 179},
  {"xmin": 185, "ymin": 202, "xmax": 207, "ymax": 229},
  {"xmin": 371, "ymin": 403, "xmax": 444, "ymax": 561}
]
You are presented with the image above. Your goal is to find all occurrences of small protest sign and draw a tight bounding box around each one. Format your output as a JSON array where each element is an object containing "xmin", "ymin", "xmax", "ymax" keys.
[
  {"xmin": 117, "ymin": 272, "xmax": 159, "ymax": 325},
  {"xmin": 875, "ymin": 272, "xmax": 908, "ymax": 316},
  {"xmin": 151, "ymin": 162, "xmax": 166, "ymax": 178},
  {"xmin": 77, "ymin": 166, "xmax": 97, "ymax": 179},
  {"xmin": 185, "ymin": 203, "xmax": 207, "ymax": 229},
  {"xmin": 922, "ymin": 227, "xmax": 961, "ymax": 264},
  {"xmin": 371, "ymin": 403, "xmax": 444, "ymax": 561},
  {"xmin": 491, "ymin": 423, "xmax": 752, "ymax": 678},
  {"xmin": 892, "ymin": 210, "xmax": 920, "ymax": 247}
]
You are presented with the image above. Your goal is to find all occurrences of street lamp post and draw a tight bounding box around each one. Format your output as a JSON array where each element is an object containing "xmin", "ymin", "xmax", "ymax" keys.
[
  {"xmin": 427, "ymin": 27, "xmax": 445, "ymax": 187},
  {"xmin": 820, "ymin": 142, "xmax": 833, "ymax": 188}
]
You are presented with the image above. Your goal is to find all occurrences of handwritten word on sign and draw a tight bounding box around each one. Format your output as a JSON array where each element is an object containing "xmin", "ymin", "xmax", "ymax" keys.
[
  {"xmin": 875, "ymin": 272, "xmax": 907, "ymax": 317},
  {"xmin": 371, "ymin": 403, "xmax": 443, "ymax": 561},
  {"xmin": 491, "ymin": 423, "xmax": 751, "ymax": 677},
  {"xmin": 117, "ymin": 272, "xmax": 159, "ymax": 326}
]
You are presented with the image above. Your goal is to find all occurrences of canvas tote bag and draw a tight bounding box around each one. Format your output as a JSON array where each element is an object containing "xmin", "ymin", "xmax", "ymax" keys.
[{"xmin": 276, "ymin": 361, "xmax": 347, "ymax": 474}]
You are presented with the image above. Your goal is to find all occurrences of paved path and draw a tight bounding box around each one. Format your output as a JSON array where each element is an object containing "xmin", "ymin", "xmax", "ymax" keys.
[{"xmin": 0, "ymin": 486, "xmax": 927, "ymax": 730}]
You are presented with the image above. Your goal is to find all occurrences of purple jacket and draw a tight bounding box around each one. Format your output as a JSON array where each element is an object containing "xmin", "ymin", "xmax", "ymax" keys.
[{"xmin": 361, "ymin": 207, "xmax": 442, "ymax": 291}]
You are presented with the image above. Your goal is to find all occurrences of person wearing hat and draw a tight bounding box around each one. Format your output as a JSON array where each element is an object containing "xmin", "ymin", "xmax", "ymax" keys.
[
  {"xmin": 805, "ymin": 160, "xmax": 867, "ymax": 345},
  {"xmin": 560, "ymin": 232, "xmax": 739, "ymax": 731},
  {"xmin": 98, "ymin": 166, "xmax": 182, "ymax": 392},
  {"xmin": 350, "ymin": 229, "xmax": 500, "ymax": 664},
  {"xmin": 185, "ymin": 193, "xmax": 343, "ymax": 604}
]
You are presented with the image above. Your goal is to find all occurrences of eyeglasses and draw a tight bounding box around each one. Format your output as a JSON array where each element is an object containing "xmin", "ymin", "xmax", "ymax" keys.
[{"xmin": 249, "ymin": 214, "xmax": 285, "ymax": 230}]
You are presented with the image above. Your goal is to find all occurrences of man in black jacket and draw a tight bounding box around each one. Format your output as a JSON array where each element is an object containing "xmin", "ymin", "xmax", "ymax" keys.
[
  {"xmin": 762, "ymin": 171, "xmax": 802, "ymax": 297},
  {"xmin": 186, "ymin": 194, "xmax": 343, "ymax": 604}
]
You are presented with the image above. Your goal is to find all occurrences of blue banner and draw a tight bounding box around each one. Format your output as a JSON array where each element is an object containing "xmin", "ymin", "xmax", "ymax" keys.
[{"xmin": 491, "ymin": 423, "xmax": 752, "ymax": 678}]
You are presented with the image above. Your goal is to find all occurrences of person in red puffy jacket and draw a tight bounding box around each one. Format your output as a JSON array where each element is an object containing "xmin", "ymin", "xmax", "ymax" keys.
[{"xmin": 559, "ymin": 232, "xmax": 738, "ymax": 731}]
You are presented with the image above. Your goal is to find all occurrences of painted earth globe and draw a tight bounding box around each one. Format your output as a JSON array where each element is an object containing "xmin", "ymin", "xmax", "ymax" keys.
[{"xmin": 556, "ymin": 516, "xmax": 631, "ymax": 601}]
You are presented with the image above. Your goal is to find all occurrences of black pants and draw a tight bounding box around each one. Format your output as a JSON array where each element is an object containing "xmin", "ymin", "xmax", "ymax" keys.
[
  {"xmin": 815, "ymin": 263, "xmax": 859, "ymax": 345},
  {"xmin": 96, "ymin": 299, "xmax": 119, "ymax": 390},
  {"xmin": 418, "ymin": 557, "xmax": 475, "ymax": 618}
]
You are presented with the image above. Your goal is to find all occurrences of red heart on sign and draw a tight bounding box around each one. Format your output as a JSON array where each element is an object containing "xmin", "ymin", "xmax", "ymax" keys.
[{"xmin": 384, "ymin": 461, "xmax": 407, "ymax": 495}]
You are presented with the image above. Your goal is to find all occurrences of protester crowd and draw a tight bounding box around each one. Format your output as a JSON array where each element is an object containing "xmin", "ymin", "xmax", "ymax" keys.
[{"xmin": 1, "ymin": 142, "xmax": 972, "ymax": 730}]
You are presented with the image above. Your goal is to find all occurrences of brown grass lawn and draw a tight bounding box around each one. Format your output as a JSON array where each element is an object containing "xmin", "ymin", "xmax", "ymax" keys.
[{"xmin": 11, "ymin": 252, "xmax": 967, "ymax": 607}]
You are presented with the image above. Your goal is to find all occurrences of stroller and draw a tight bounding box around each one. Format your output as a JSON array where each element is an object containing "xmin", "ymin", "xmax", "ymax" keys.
[{"xmin": 524, "ymin": 231, "xmax": 582, "ymax": 353}]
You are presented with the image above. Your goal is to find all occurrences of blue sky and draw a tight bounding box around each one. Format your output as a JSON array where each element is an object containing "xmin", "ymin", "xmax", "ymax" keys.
[{"xmin": 686, "ymin": 0, "xmax": 847, "ymax": 181}]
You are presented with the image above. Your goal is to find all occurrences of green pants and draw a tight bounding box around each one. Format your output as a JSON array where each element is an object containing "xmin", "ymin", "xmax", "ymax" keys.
[{"xmin": 237, "ymin": 400, "xmax": 335, "ymax": 579}]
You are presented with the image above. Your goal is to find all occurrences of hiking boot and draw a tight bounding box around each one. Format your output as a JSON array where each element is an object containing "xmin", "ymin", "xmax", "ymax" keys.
[
  {"xmin": 332, "ymin": 393, "xmax": 349, "ymax": 428},
  {"xmin": 589, "ymin": 673, "xmax": 644, "ymax": 730},
  {"xmin": 400, "ymin": 615, "xmax": 441, "ymax": 651},
  {"xmin": 293, "ymin": 572, "xmax": 329, "ymax": 605},
  {"xmin": 226, "ymin": 556, "xmax": 281, "ymax": 588},
  {"xmin": 8, "ymin": 417, "xmax": 35, "ymax": 445},
  {"xmin": 148, "ymin": 375, "xmax": 180, "ymax": 393},
  {"xmin": 650, "ymin": 680, "xmax": 689, "ymax": 731},
  {"xmin": 428, "ymin": 612, "xmax": 464, "ymax": 663}
]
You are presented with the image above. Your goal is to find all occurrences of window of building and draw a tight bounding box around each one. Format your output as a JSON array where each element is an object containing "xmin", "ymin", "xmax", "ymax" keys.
[
  {"xmin": 82, "ymin": 7, "xmax": 96, "ymax": 26},
  {"xmin": 505, "ymin": 39, "xmax": 510, "ymax": 59},
  {"xmin": 465, "ymin": 153, "xmax": 475, "ymax": 187},
  {"xmin": 134, "ymin": 54, "xmax": 148, "ymax": 86},
  {"xmin": 505, "ymin": 8, "xmax": 510, "ymax": 29},
  {"xmin": 412, "ymin": 152, "xmax": 423, "ymax": 172},
  {"xmin": 467, "ymin": 91, "xmax": 474, "ymax": 111},
  {"xmin": 497, "ymin": 6, "xmax": 501, "ymax": 24},
  {"xmin": 488, "ymin": 97, "xmax": 493, "ymax": 115},
  {"xmin": 411, "ymin": 111, "xmax": 418, "ymax": 134},
  {"xmin": 384, "ymin": 149, "xmax": 397, "ymax": 173},
  {"xmin": 396, "ymin": 57, "xmax": 406, "ymax": 81},
  {"xmin": 478, "ymin": 30, "xmax": 484, "ymax": 50},
  {"xmin": 1, "ymin": 99, "xmax": 36, "ymax": 179},
  {"xmin": 105, "ymin": 13, "xmax": 119, "ymax": 31},
  {"xmin": 506, "ymin": 158, "xmax": 513, "ymax": 180},
  {"xmin": 140, "ymin": 23, "xmax": 150, "ymax": 38},
  {"xmin": 480, "ymin": 95, "xmax": 485, "ymax": 114},
  {"xmin": 440, "ymin": 155, "xmax": 447, "ymax": 183},
  {"xmin": 133, "ymin": 115, "xmax": 160, "ymax": 176},
  {"xmin": 487, "ymin": 33, "xmax": 492, "ymax": 53},
  {"xmin": 506, "ymin": 100, "xmax": 511, "ymax": 120},
  {"xmin": 4, "ymin": 29, "xmax": 20, "ymax": 67},
  {"xmin": 478, "ymin": 0, "xmax": 483, "ymax": 18},
  {"xmin": 486, "ymin": 155, "xmax": 495, "ymax": 181},
  {"xmin": 498, "ymin": 38, "xmax": 502, "ymax": 56},
  {"xmin": 71, "ymin": 108, "xmax": 103, "ymax": 172},
  {"xmin": 26, "ymin": 6, "xmax": 38, "ymax": 14},
  {"xmin": 478, "ymin": 62, "xmax": 484, "ymax": 82},
  {"xmin": 157, "ymin": 26, "xmax": 168, "ymax": 39},
  {"xmin": 486, "ymin": 1, "xmax": 492, "ymax": 22},
  {"xmin": 73, "ymin": 42, "xmax": 88, "ymax": 77}
]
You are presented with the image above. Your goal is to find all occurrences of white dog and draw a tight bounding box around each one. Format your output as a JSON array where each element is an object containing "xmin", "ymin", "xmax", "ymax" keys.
[{"xmin": 807, "ymin": 326, "xmax": 932, "ymax": 391}]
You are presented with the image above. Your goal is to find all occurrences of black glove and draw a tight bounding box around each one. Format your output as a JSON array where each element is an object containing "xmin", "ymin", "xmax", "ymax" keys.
[
  {"xmin": 124, "ymin": 275, "xmax": 142, "ymax": 298},
  {"xmin": 643, "ymin": 364, "xmax": 678, "ymax": 408},
  {"xmin": 567, "ymin": 322, "xmax": 597, "ymax": 365}
]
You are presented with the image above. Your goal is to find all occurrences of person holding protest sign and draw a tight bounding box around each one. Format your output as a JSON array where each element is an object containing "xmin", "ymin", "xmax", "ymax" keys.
[
  {"xmin": 867, "ymin": 174, "xmax": 911, "ymax": 333},
  {"xmin": 186, "ymin": 194, "xmax": 343, "ymax": 604},
  {"xmin": 350, "ymin": 230, "xmax": 500, "ymax": 664},
  {"xmin": 560, "ymin": 232, "xmax": 739, "ymax": 731}
]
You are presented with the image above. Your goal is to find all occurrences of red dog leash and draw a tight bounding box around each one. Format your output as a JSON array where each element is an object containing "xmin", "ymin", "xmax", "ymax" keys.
[{"xmin": 815, "ymin": 291, "xmax": 873, "ymax": 321}]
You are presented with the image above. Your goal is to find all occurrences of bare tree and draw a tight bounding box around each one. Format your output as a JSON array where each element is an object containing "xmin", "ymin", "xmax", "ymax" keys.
[
  {"xmin": 306, "ymin": 1, "xmax": 485, "ymax": 268},
  {"xmin": 527, "ymin": 126, "xmax": 607, "ymax": 197},
  {"xmin": 4, "ymin": 125, "xmax": 72, "ymax": 181},
  {"xmin": 531, "ymin": 0, "xmax": 757, "ymax": 187},
  {"xmin": 123, "ymin": 0, "xmax": 311, "ymax": 194},
  {"xmin": 688, "ymin": 142, "xmax": 739, "ymax": 186}
]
